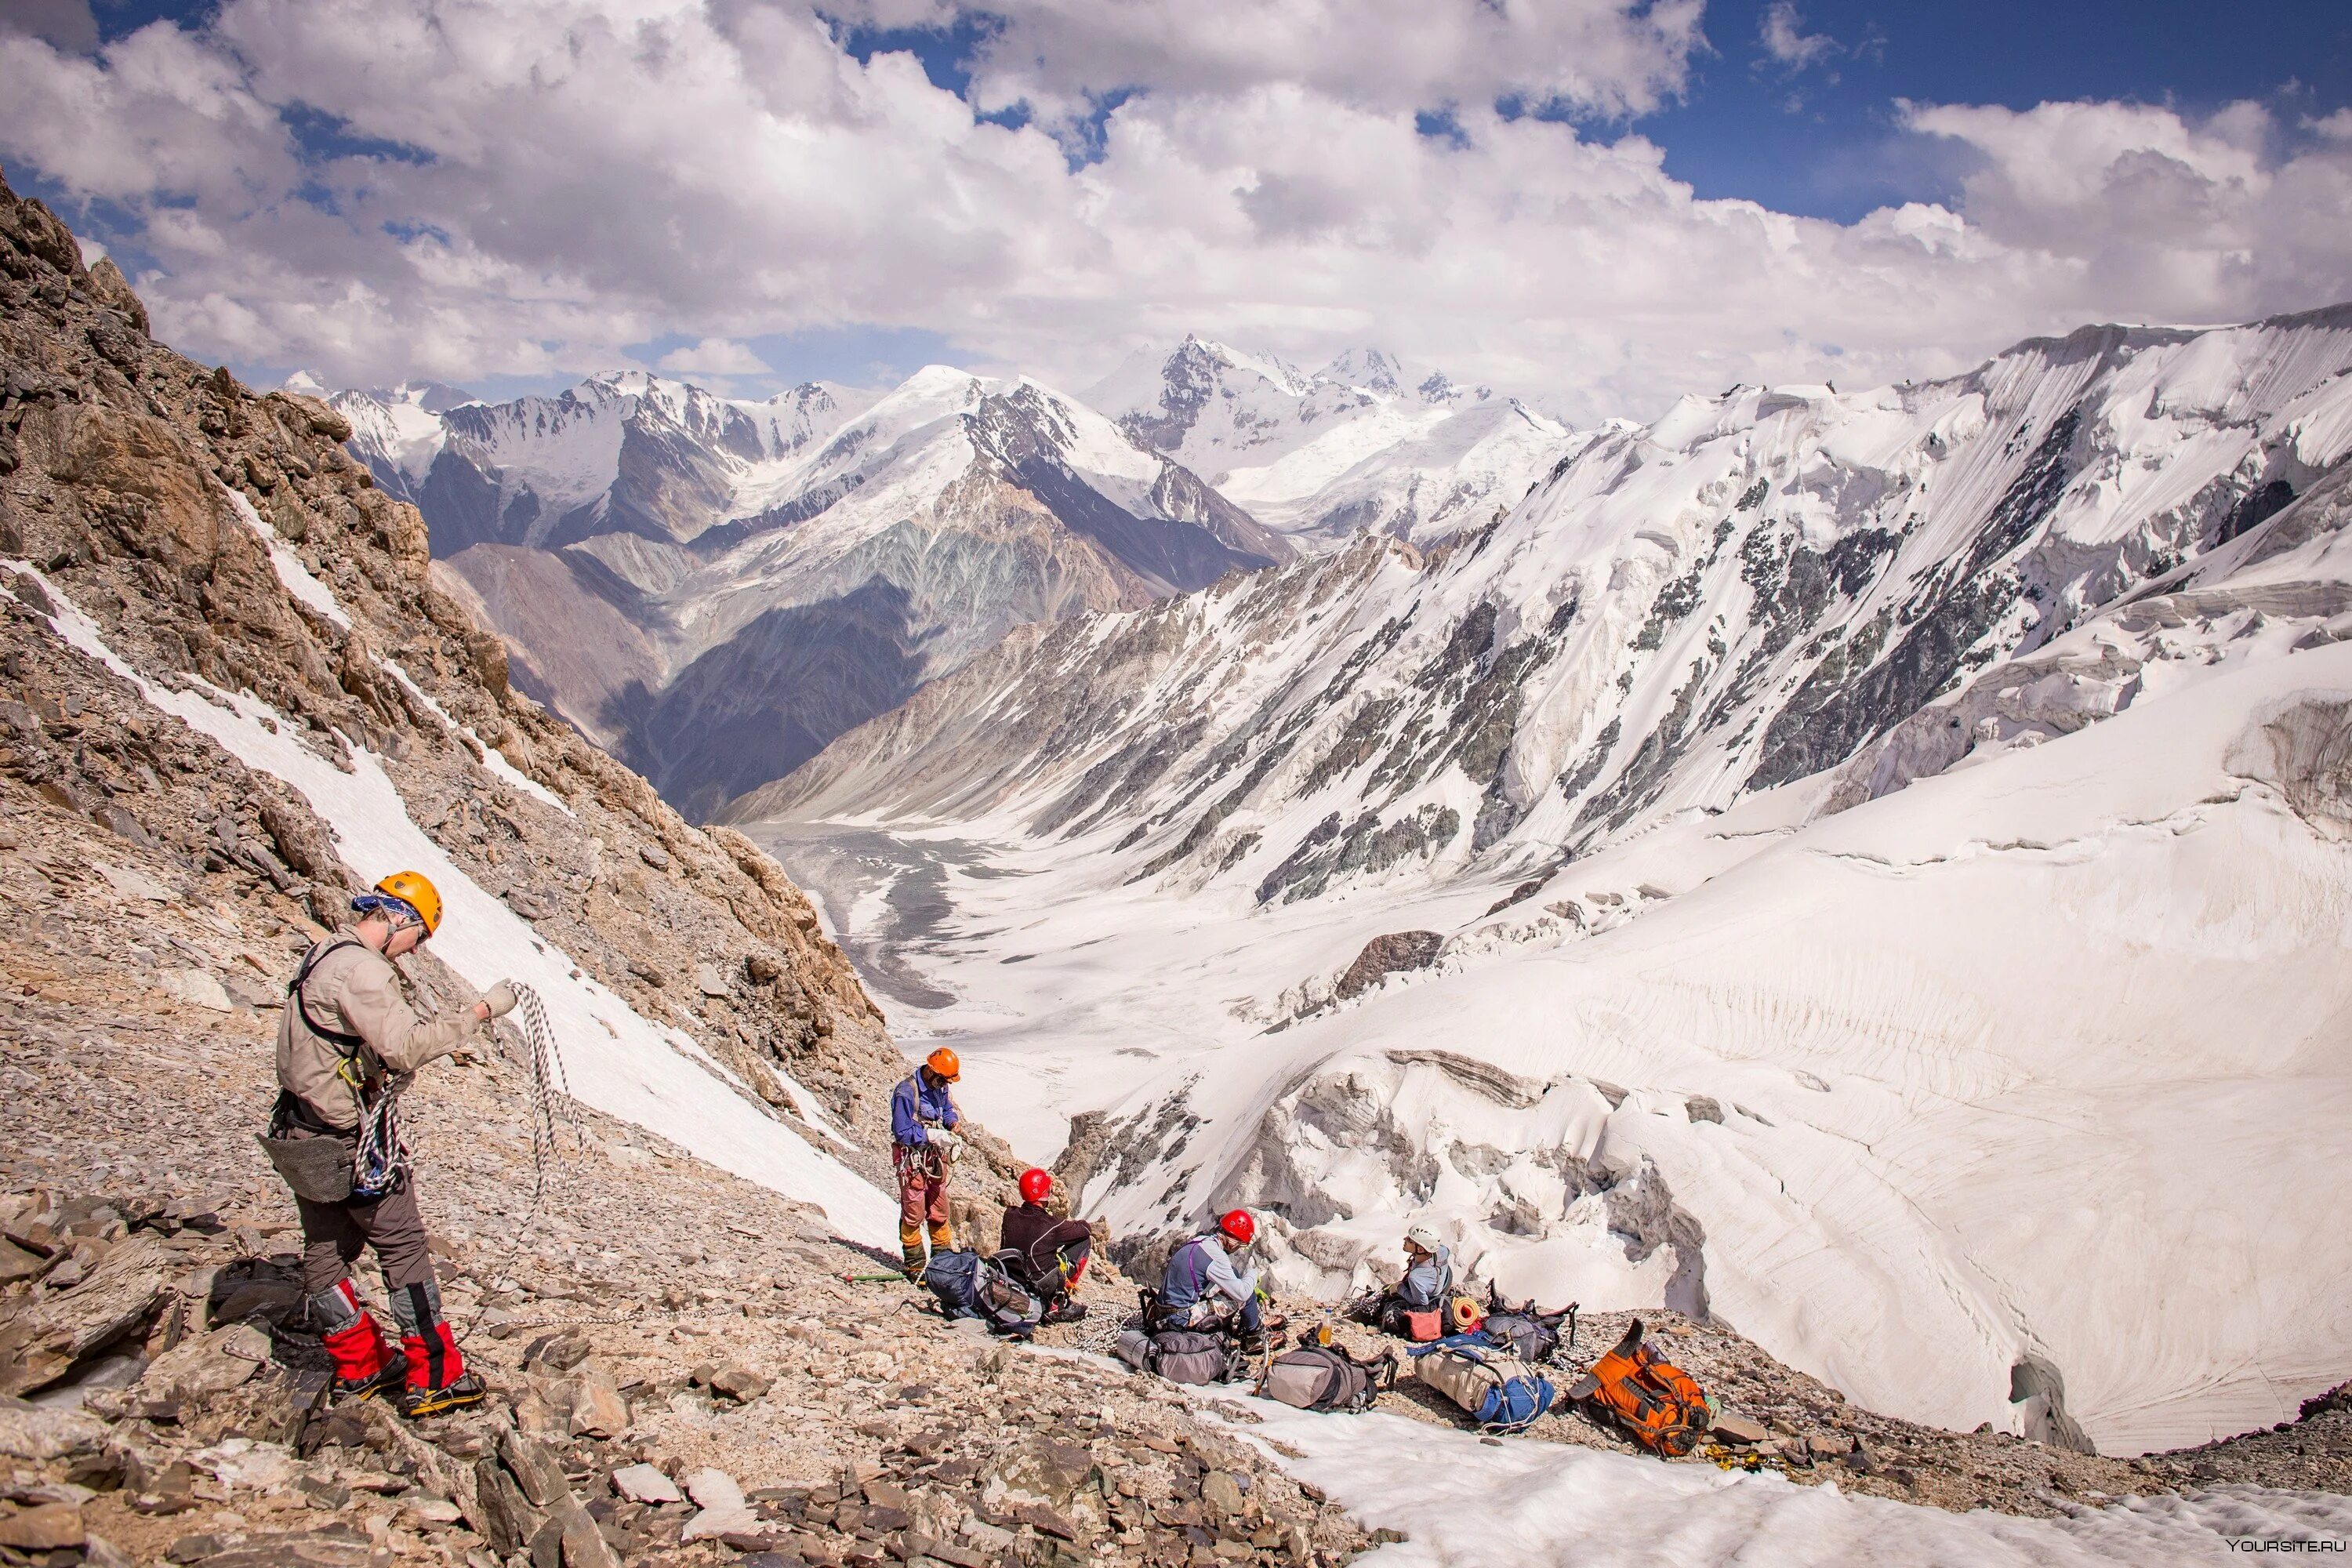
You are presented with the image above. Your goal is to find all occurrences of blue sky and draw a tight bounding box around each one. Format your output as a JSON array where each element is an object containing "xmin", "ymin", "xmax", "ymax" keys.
[
  {"xmin": 1634, "ymin": 0, "xmax": 2352, "ymax": 220},
  {"xmin": 5, "ymin": 0, "xmax": 2350, "ymax": 417}
]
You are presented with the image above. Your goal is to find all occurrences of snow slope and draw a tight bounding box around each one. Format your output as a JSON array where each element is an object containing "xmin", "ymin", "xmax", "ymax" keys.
[
  {"xmin": 742, "ymin": 307, "xmax": 2352, "ymax": 1454},
  {"xmin": 3, "ymin": 547, "xmax": 900, "ymax": 1247}
]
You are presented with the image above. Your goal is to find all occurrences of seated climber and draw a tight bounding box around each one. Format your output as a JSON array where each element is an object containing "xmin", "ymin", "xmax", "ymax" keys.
[
  {"xmin": 1156, "ymin": 1209, "xmax": 1283, "ymax": 1345},
  {"xmin": 1000, "ymin": 1167, "xmax": 1094, "ymax": 1324},
  {"xmin": 1350, "ymin": 1223, "xmax": 1455, "ymax": 1338}
]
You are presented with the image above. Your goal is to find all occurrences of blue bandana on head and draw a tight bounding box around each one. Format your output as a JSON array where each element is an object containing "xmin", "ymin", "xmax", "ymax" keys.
[{"xmin": 351, "ymin": 892, "xmax": 423, "ymax": 929}]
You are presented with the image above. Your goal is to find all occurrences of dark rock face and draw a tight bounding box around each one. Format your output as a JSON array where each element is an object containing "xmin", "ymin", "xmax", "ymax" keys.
[
  {"xmin": 1747, "ymin": 409, "xmax": 2083, "ymax": 792},
  {"xmin": 1255, "ymin": 804, "xmax": 1460, "ymax": 905},
  {"xmin": 1116, "ymin": 338, "xmax": 1225, "ymax": 452},
  {"xmin": 2219, "ymin": 478, "xmax": 2296, "ymax": 544},
  {"xmin": 620, "ymin": 579, "xmax": 930, "ymax": 824},
  {"xmin": 1334, "ymin": 931, "xmax": 1444, "ymax": 1000}
]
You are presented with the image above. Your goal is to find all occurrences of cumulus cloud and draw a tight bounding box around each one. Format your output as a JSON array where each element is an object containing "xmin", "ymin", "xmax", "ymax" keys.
[
  {"xmin": 0, "ymin": 0, "xmax": 2347, "ymax": 424},
  {"xmin": 1902, "ymin": 98, "xmax": 2352, "ymax": 321},
  {"xmin": 929, "ymin": 0, "xmax": 1708, "ymax": 124},
  {"xmin": 656, "ymin": 336, "xmax": 770, "ymax": 376}
]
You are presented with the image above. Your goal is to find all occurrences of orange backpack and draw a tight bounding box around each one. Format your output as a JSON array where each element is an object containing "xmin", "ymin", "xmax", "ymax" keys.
[{"xmin": 1565, "ymin": 1319, "xmax": 1711, "ymax": 1457}]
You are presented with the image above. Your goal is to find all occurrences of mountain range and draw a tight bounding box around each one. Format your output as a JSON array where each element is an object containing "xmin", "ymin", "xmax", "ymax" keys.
[
  {"xmin": 331, "ymin": 340, "xmax": 1564, "ymax": 818},
  {"xmin": 732, "ymin": 304, "xmax": 2352, "ymax": 1455}
]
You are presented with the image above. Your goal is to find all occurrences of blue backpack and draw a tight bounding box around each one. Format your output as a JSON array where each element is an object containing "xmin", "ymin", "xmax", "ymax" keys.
[
  {"xmin": 921, "ymin": 1250, "xmax": 1042, "ymax": 1337},
  {"xmin": 1409, "ymin": 1334, "xmax": 1557, "ymax": 1432}
]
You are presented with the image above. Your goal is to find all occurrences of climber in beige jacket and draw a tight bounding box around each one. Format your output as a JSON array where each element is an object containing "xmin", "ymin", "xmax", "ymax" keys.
[{"xmin": 270, "ymin": 869, "xmax": 515, "ymax": 1417}]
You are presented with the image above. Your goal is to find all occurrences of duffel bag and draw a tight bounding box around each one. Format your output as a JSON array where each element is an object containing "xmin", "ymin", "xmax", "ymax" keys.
[
  {"xmin": 1412, "ymin": 1339, "xmax": 1556, "ymax": 1432},
  {"xmin": 1152, "ymin": 1330, "xmax": 1238, "ymax": 1385}
]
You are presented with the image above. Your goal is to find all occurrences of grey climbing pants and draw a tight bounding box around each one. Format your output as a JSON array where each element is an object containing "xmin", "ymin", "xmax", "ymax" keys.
[{"xmin": 296, "ymin": 1175, "xmax": 435, "ymax": 1298}]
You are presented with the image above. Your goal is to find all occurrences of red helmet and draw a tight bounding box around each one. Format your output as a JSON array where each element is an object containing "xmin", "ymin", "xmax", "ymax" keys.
[
  {"xmin": 1019, "ymin": 1168, "xmax": 1053, "ymax": 1204},
  {"xmin": 1218, "ymin": 1209, "xmax": 1256, "ymax": 1245}
]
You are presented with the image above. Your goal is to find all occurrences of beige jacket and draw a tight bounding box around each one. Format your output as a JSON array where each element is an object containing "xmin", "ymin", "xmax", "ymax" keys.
[{"xmin": 275, "ymin": 929, "xmax": 481, "ymax": 1128}]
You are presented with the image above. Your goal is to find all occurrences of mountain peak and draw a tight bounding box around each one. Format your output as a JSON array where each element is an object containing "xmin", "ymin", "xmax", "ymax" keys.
[{"xmin": 1319, "ymin": 347, "xmax": 1403, "ymax": 395}]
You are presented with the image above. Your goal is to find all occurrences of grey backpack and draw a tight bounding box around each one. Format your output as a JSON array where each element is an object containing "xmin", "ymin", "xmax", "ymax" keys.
[
  {"xmin": 1259, "ymin": 1345, "xmax": 1391, "ymax": 1413},
  {"xmin": 1150, "ymin": 1329, "xmax": 1240, "ymax": 1385}
]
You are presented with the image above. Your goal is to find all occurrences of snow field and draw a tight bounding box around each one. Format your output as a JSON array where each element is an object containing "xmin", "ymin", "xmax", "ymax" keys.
[{"xmin": 1238, "ymin": 1403, "xmax": 2352, "ymax": 1566}]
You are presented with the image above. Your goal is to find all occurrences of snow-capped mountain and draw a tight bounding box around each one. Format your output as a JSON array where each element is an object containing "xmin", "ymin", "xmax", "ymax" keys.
[
  {"xmin": 332, "ymin": 367, "xmax": 1290, "ymax": 819},
  {"xmin": 1087, "ymin": 336, "xmax": 1573, "ymax": 544},
  {"xmin": 735, "ymin": 306, "xmax": 2352, "ymax": 1455}
]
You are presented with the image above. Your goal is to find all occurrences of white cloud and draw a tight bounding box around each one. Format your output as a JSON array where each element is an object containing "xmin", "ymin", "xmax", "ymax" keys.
[
  {"xmin": 1756, "ymin": 2, "xmax": 1836, "ymax": 72},
  {"xmin": 1901, "ymin": 98, "xmax": 2352, "ymax": 323},
  {"xmin": 656, "ymin": 336, "xmax": 768, "ymax": 376},
  {"xmin": 0, "ymin": 0, "xmax": 96, "ymax": 54},
  {"xmin": 930, "ymin": 0, "xmax": 1708, "ymax": 124},
  {"xmin": 0, "ymin": 0, "xmax": 2347, "ymax": 425}
]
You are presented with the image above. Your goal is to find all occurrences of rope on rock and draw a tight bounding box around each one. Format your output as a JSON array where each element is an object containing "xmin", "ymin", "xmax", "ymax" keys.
[
  {"xmin": 450, "ymin": 982, "xmax": 586, "ymax": 1342},
  {"xmin": 512, "ymin": 981, "xmax": 583, "ymax": 1216}
]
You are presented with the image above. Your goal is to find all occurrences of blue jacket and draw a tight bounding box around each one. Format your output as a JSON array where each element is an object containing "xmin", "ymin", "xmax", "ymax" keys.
[
  {"xmin": 1399, "ymin": 1245, "xmax": 1454, "ymax": 1310},
  {"xmin": 891, "ymin": 1073, "xmax": 960, "ymax": 1146}
]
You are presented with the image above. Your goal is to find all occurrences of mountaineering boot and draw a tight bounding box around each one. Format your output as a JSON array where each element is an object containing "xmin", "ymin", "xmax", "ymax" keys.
[
  {"xmin": 393, "ymin": 1359, "xmax": 485, "ymax": 1419},
  {"xmin": 321, "ymin": 1317, "xmax": 408, "ymax": 1403},
  {"xmin": 389, "ymin": 1279, "xmax": 485, "ymax": 1418},
  {"xmin": 1041, "ymin": 1301, "xmax": 1088, "ymax": 1325},
  {"xmin": 310, "ymin": 1280, "xmax": 408, "ymax": 1403}
]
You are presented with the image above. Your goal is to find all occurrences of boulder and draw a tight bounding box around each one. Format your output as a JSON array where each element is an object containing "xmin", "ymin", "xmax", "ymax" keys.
[
  {"xmin": 708, "ymin": 1364, "xmax": 770, "ymax": 1403},
  {"xmin": 139, "ymin": 1323, "xmax": 272, "ymax": 1402},
  {"xmin": 1708, "ymin": 1412, "xmax": 1769, "ymax": 1446},
  {"xmin": 0, "ymin": 1396, "xmax": 109, "ymax": 1460},
  {"xmin": 565, "ymin": 1361, "xmax": 630, "ymax": 1439},
  {"xmin": 680, "ymin": 1468, "xmax": 759, "ymax": 1542},
  {"xmin": 608, "ymin": 1463, "xmax": 683, "ymax": 1505},
  {"xmin": 0, "ymin": 1236, "xmax": 172, "ymax": 1396},
  {"xmin": 0, "ymin": 1240, "xmax": 46, "ymax": 1285},
  {"xmin": 982, "ymin": 1437, "xmax": 1094, "ymax": 1509},
  {"xmin": 192, "ymin": 1437, "xmax": 298, "ymax": 1491},
  {"xmin": 0, "ymin": 1502, "xmax": 85, "ymax": 1550}
]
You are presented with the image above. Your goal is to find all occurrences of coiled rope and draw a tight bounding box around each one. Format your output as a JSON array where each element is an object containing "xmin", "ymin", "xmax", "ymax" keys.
[
  {"xmin": 511, "ymin": 981, "xmax": 582, "ymax": 1216},
  {"xmin": 450, "ymin": 981, "xmax": 587, "ymax": 1340}
]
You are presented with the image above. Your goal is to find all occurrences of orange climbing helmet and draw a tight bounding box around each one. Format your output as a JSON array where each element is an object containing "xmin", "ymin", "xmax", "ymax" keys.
[
  {"xmin": 360, "ymin": 870, "xmax": 443, "ymax": 936},
  {"xmin": 1019, "ymin": 1168, "xmax": 1053, "ymax": 1204},
  {"xmin": 1218, "ymin": 1208, "xmax": 1256, "ymax": 1245},
  {"xmin": 924, "ymin": 1047, "xmax": 961, "ymax": 1081}
]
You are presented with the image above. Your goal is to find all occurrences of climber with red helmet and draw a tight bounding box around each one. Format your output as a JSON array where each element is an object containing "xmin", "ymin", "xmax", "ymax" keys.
[
  {"xmin": 1156, "ymin": 1208, "xmax": 1283, "ymax": 1347},
  {"xmin": 891, "ymin": 1047, "xmax": 966, "ymax": 1277},
  {"xmin": 1000, "ymin": 1167, "xmax": 1094, "ymax": 1323}
]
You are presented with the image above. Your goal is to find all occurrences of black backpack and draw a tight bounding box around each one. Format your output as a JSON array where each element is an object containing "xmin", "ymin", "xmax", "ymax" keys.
[{"xmin": 1482, "ymin": 1290, "xmax": 1577, "ymax": 1365}]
